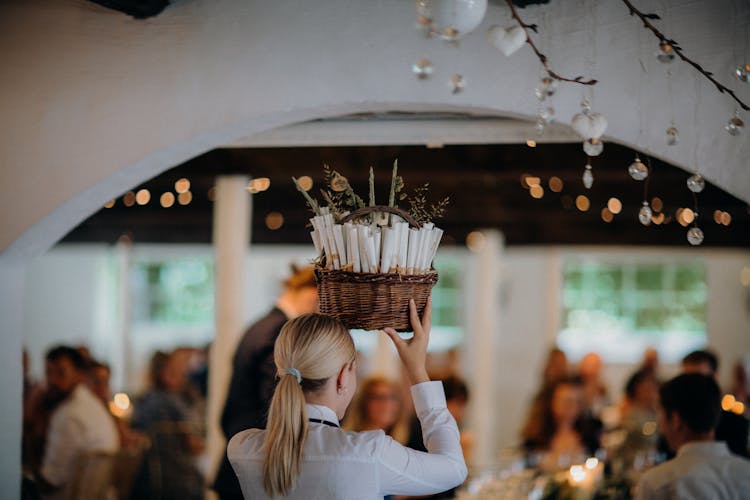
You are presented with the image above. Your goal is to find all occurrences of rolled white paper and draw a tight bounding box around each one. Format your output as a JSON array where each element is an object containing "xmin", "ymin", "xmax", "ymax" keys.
[
  {"xmin": 333, "ymin": 225, "xmax": 347, "ymax": 269},
  {"xmin": 358, "ymin": 227, "xmax": 371, "ymax": 273},
  {"xmin": 322, "ymin": 215, "xmax": 339, "ymax": 270},
  {"xmin": 349, "ymin": 225, "xmax": 361, "ymax": 273},
  {"xmin": 406, "ymin": 228, "xmax": 418, "ymax": 274},
  {"xmin": 365, "ymin": 234, "xmax": 378, "ymax": 274},
  {"xmin": 310, "ymin": 230, "xmax": 323, "ymax": 257},
  {"xmin": 398, "ymin": 222, "xmax": 409, "ymax": 271},
  {"xmin": 311, "ymin": 217, "xmax": 332, "ymax": 269}
]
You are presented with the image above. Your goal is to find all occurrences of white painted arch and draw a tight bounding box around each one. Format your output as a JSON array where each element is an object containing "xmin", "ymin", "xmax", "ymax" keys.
[{"xmin": 1, "ymin": 0, "xmax": 748, "ymax": 258}]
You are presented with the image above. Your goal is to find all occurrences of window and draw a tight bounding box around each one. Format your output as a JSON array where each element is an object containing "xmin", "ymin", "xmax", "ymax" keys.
[
  {"xmin": 557, "ymin": 260, "xmax": 707, "ymax": 363},
  {"xmin": 131, "ymin": 259, "xmax": 214, "ymax": 325}
]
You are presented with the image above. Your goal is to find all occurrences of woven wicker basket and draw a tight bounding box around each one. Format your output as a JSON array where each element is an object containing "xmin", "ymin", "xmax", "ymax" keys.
[{"xmin": 315, "ymin": 206, "xmax": 439, "ymax": 332}]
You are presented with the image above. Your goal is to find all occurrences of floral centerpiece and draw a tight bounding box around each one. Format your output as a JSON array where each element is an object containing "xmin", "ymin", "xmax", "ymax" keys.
[{"xmin": 293, "ymin": 161, "xmax": 448, "ymax": 331}]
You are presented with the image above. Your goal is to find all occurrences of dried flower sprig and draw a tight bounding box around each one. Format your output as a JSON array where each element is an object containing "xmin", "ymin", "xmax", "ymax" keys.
[
  {"xmin": 320, "ymin": 164, "xmax": 365, "ymax": 218},
  {"xmin": 295, "ymin": 162, "xmax": 447, "ymax": 226},
  {"xmin": 404, "ymin": 182, "xmax": 450, "ymax": 225}
]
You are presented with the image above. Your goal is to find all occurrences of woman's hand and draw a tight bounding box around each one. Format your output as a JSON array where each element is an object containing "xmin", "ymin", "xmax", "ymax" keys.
[{"xmin": 383, "ymin": 298, "xmax": 431, "ymax": 385}]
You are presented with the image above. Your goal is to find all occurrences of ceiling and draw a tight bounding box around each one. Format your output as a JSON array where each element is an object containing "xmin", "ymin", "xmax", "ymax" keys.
[{"xmin": 61, "ymin": 141, "xmax": 750, "ymax": 248}]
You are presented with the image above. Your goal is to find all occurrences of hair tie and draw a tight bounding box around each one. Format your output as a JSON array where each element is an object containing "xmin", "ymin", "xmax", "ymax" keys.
[{"xmin": 284, "ymin": 367, "xmax": 302, "ymax": 384}]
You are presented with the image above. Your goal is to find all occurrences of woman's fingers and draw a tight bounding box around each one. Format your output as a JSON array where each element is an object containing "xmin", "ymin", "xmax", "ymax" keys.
[
  {"xmin": 420, "ymin": 297, "xmax": 432, "ymax": 335},
  {"xmin": 383, "ymin": 327, "xmax": 406, "ymax": 352}
]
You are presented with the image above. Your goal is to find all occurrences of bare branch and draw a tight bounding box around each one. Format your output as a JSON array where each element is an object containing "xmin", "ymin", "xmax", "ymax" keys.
[
  {"xmin": 505, "ymin": 0, "xmax": 597, "ymax": 86},
  {"xmin": 621, "ymin": 0, "xmax": 749, "ymax": 111}
]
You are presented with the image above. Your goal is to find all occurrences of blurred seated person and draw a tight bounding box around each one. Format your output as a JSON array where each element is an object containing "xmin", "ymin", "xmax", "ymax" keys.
[
  {"xmin": 542, "ymin": 347, "xmax": 569, "ymax": 387},
  {"xmin": 131, "ymin": 351, "xmax": 204, "ymax": 500},
  {"xmin": 635, "ymin": 374, "xmax": 750, "ymax": 500},
  {"xmin": 86, "ymin": 360, "xmax": 144, "ymax": 449},
  {"xmin": 521, "ymin": 376, "xmax": 601, "ymax": 471},
  {"xmin": 345, "ymin": 376, "xmax": 408, "ymax": 444},
  {"xmin": 613, "ymin": 369, "xmax": 661, "ymax": 475},
  {"xmin": 405, "ymin": 375, "xmax": 472, "ymax": 499},
  {"xmin": 35, "ymin": 346, "xmax": 119, "ymax": 497},
  {"xmin": 730, "ymin": 359, "xmax": 749, "ymax": 406},
  {"xmin": 639, "ymin": 347, "xmax": 660, "ymax": 378},
  {"xmin": 682, "ymin": 350, "xmax": 749, "ymax": 458},
  {"xmin": 578, "ymin": 352, "xmax": 609, "ymax": 419}
]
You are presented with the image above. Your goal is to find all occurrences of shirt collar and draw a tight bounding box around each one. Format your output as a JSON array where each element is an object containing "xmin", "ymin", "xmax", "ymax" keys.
[
  {"xmin": 306, "ymin": 403, "xmax": 340, "ymax": 426},
  {"xmin": 677, "ymin": 440, "xmax": 730, "ymax": 458}
]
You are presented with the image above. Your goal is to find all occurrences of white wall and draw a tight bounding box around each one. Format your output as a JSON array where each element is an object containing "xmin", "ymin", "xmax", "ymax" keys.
[
  {"xmin": 2, "ymin": 0, "xmax": 749, "ymax": 258},
  {"xmin": 23, "ymin": 243, "xmax": 750, "ymax": 455},
  {"xmin": 0, "ymin": 258, "xmax": 24, "ymax": 499}
]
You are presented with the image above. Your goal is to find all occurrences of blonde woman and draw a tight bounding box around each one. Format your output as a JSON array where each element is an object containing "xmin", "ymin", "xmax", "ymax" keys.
[
  {"xmin": 344, "ymin": 376, "xmax": 409, "ymax": 444},
  {"xmin": 228, "ymin": 299, "xmax": 467, "ymax": 499}
]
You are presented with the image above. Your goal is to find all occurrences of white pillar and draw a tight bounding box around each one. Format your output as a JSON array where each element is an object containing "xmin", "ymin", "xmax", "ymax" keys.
[
  {"xmin": 465, "ymin": 230, "xmax": 503, "ymax": 470},
  {"xmin": 115, "ymin": 238, "xmax": 133, "ymax": 391},
  {"xmin": 0, "ymin": 256, "xmax": 25, "ymax": 497},
  {"xmin": 206, "ymin": 176, "xmax": 250, "ymax": 485}
]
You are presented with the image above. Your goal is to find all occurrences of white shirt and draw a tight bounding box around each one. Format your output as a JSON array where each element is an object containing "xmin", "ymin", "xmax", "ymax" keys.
[
  {"xmin": 41, "ymin": 384, "xmax": 120, "ymax": 491},
  {"xmin": 228, "ymin": 381, "xmax": 467, "ymax": 499},
  {"xmin": 635, "ymin": 441, "xmax": 750, "ymax": 500}
]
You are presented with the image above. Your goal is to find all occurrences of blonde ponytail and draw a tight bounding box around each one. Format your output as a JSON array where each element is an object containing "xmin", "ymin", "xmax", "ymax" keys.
[
  {"xmin": 262, "ymin": 374, "xmax": 307, "ymax": 497},
  {"xmin": 262, "ymin": 314, "xmax": 355, "ymax": 497}
]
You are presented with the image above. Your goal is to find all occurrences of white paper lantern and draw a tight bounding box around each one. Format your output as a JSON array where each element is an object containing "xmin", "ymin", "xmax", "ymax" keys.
[{"xmin": 430, "ymin": 0, "xmax": 487, "ymax": 39}]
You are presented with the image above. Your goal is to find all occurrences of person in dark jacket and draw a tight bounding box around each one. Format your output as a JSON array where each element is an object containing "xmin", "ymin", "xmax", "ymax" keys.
[
  {"xmin": 681, "ymin": 350, "xmax": 749, "ymax": 458},
  {"xmin": 212, "ymin": 265, "xmax": 318, "ymax": 499}
]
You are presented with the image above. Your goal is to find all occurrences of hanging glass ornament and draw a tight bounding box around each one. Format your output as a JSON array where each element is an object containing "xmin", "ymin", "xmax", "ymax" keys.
[
  {"xmin": 725, "ymin": 110, "xmax": 744, "ymax": 136},
  {"xmin": 415, "ymin": 0, "xmax": 433, "ymax": 36},
  {"xmin": 687, "ymin": 226, "xmax": 704, "ymax": 246},
  {"xmin": 656, "ymin": 41, "xmax": 676, "ymax": 64},
  {"xmin": 538, "ymin": 77, "xmax": 558, "ymax": 97},
  {"xmin": 412, "ymin": 59, "xmax": 434, "ymax": 79},
  {"xmin": 539, "ymin": 106, "xmax": 555, "ymax": 124},
  {"xmin": 583, "ymin": 138, "xmax": 603, "ymax": 156},
  {"xmin": 735, "ymin": 64, "xmax": 750, "ymax": 83},
  {"xmin": 638, "ymin": 201, "xmax": 653, "ymax": 226},
  {"xmin": 666, "ymin": 126, "xmax": 679, "ymax": 145},
  {"xmin": 535, "ymin": 118, "xmax": 545, "ymax": 136},
  {"xmin": 582, "ymin": 161, "xmax": 594, "ymax": 189},
  {"xmin": 450, "ymin": 73, "xmax": 465, "ymax": 94},
  {"xmin": 628, "ymin": 155, "xmax": 648, "ymax": 180},
  {"xmin": 440, "ymin": 27, "xmax": 460, "ymax": 43},
  {"xmin": 686, "ymin": 174, "xmax": 705, "ymax": 193}
]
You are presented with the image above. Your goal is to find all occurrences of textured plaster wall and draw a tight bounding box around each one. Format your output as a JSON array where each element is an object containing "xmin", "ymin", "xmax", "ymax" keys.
[{"xmin": 0, "ymin": 0, "xmax": 749, "ymax": 258}]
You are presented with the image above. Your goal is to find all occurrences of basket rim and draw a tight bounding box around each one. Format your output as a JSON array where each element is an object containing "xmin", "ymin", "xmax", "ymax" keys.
[{"xmin": 314, "ymin": 266, "xmax": 438, "ymax": 284}]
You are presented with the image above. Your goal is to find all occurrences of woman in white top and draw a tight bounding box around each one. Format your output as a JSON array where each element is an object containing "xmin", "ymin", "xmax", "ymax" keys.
[{"xmin": 228, "ymin": 298, "xmax": 467, "ymax": 499}]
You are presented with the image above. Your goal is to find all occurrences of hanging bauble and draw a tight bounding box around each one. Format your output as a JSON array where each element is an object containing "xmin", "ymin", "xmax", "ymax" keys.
[
  {"xmin": 735, "ymin": 64, "xmax": 750, "ymax": 83},
  {"xmin": 666, "ymin": 126, "xmax": 679, "ymax": 145},
  {"xmin": 582, "ymin": 162, "xmax": 593, "ymax": 189},
  {"xmin": 535, "ymin": 118, "xmax": 545, "ymax": 136},
  {"xmin": 656, "ymin": 41, "xmax": 676, "ymax": 64},
  {"xmin": 412, "ymin": 59, "xmax": 434, "ymax": 79},
  {"xmin": 428, "ymin": 0, "xmax": 487, "ymax": 42},
  {"xmin": 571, "ymin": 100, "xmax": 608, "ymax": 140},
  {"xmin": 638, "ymin": 201, "xmax": 653, "ymax": 226},
  {"xmin": 416, "ymin": 0, "xmax": 433, "ymax": 36},
  {"xmin": 628, "ymin": 155, "xmax": 648, "ymax": 181},
  {"xmin": 687, "ymin": 226, "xmax": 704, "ymax": 246},
  {"xmin": 725, "ymin": 110, "xmax": 744, "ymax": 136},
  {"xmin": 686, "ymin": 174, "xmax": 705, "ymax": 193},
  {"xmin": 539, "ymin": 107, "xmax": 555, "ymax": 124},
  {"xmin": 583, "ymin": 138, "xmax": 603, "ymax": 156},
  {"xmin": 450, "ymin": 73, "xmax": 465, "ymax": 94},
  {"xmin": 488, "ymin": 24, "xmax": 527, "ymax": 56},
  {"xmin": 536, "ymin": 77, "xmax": 558, "ymax": 98}
]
